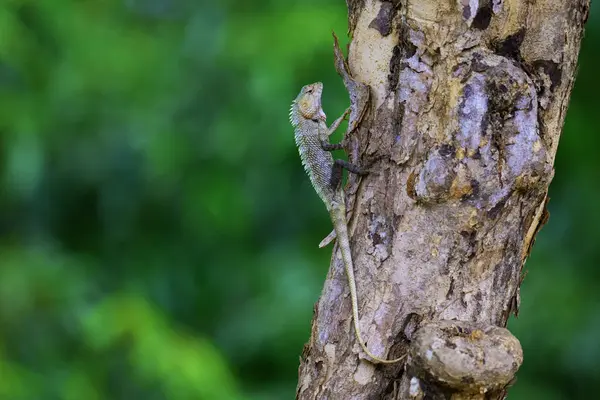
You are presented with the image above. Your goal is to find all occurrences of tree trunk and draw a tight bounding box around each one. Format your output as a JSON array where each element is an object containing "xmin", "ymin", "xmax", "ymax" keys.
[{"xmin": 296, "ymin": 0, "xmax": 590, "ymax": 399}]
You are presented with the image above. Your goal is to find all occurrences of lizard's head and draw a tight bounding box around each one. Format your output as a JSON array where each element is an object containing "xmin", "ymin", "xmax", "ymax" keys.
[{"xmin": 293, "ymin": 82, "xmax": 326, "ymax": 122}]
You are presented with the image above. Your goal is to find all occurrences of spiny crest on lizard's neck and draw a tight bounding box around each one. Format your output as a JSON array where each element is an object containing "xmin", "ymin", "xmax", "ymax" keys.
[{"xmin": 289, "ymin": 82, "xmax": 326, "ymax": 127}]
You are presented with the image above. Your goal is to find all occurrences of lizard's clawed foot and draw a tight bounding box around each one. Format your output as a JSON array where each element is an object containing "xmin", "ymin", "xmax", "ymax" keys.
[{"xmin": 343, "ymin": 107, "xmax": 351, "ymax": 120}]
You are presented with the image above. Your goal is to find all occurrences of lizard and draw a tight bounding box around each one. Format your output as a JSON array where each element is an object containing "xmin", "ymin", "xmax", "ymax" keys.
[{"xmin": 289, "ymin": 82, "xmax": 404, "ymax": 364}]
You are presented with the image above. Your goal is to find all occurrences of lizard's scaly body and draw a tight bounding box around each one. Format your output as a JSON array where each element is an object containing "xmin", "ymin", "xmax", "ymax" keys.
[{"xmin": 290, "ymin": 82, "xmax": 403, "ymax": 364}]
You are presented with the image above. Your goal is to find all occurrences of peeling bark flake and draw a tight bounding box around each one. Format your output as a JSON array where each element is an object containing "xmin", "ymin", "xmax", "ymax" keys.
[{"xmin": 368, "ymin": 1, "xmax": 395, "ymax": 37}]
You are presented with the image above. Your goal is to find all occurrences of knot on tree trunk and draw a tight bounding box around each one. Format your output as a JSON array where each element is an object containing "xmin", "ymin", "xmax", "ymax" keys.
[{"xmin": 401, "ymin": 320, "xmax": 522, "ymax": 399}]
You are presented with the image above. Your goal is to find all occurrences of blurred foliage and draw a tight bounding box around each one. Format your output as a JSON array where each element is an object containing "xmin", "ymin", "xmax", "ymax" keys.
[{"xmin": 0, "ymin": 0, "xmax": 597, "ymax": 399}]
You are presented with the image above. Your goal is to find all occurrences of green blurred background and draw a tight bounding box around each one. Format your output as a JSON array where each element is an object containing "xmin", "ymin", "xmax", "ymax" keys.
[{"xmin": 0, "ymin": 1, "xmax": 597, "ymax": 399}]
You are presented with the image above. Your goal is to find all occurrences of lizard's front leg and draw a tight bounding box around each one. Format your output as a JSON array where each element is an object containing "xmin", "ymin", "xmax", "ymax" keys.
[
  {"xmin": 327, "ymin": 107, "xmax": 351, "ymax": 136},
  {"xmin": 320, "ymin": 108, "xmax": 351, "ymax": 151}
]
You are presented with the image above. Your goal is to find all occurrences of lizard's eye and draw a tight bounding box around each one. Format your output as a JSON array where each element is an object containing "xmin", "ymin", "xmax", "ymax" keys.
[{"xmin": 306, "ymin": 88, "xmax": 313, "ymax": 93}]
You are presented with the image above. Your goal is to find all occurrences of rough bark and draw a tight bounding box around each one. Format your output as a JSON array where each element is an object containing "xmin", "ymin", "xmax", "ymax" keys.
[{"xmin": 296, "ymin": 0, "xmax": 590, "ymax": 399}]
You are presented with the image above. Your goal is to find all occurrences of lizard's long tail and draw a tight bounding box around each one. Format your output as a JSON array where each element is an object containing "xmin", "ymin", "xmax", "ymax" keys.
[{"xmin": 332, "ymin": 206, "xmax": 405, "ymax": 364}]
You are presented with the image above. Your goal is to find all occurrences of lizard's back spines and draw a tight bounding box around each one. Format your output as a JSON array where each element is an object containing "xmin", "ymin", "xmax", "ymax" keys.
[{"xmin": 289, "ymin": 101, "xmax": 299, "ymax": 127}]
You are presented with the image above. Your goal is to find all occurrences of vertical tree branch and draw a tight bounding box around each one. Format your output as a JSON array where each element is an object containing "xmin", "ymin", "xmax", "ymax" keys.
[{"xmin": 297, "ymin": 0, "xmax": 590, "ymax": 398}]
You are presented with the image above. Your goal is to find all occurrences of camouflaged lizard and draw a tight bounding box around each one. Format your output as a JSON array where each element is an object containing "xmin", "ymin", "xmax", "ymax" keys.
[{"xmin": 290, "ymin": 82, "xmax": 403, "ymax": 364}]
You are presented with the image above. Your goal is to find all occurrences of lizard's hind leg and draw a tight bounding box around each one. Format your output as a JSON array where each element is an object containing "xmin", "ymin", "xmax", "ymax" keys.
[
  {"xmin": 330, "ymin": 161, "xmax": 345, "ymax": 190},
  {"xmin": 329, "ymin": 159, "xmax": 367, "ymax": 190},
  {"xmin": 334, "ymin": 159, "xmax": 368, "ymax": 176},
  {"xmin": 321, "ymin": 141, "xmax": 344, "ymax": 151}
]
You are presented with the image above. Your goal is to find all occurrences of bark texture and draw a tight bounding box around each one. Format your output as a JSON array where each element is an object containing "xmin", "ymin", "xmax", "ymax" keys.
[{"xmin": 297, "ymin": 0, "xmax": 590, "ymax": 399}]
